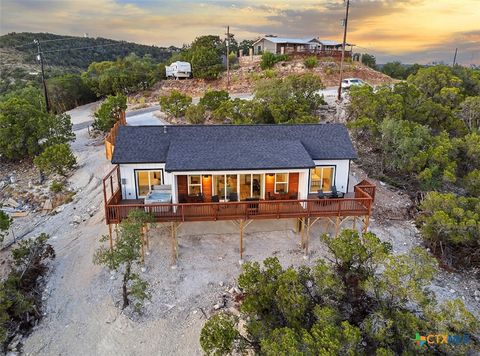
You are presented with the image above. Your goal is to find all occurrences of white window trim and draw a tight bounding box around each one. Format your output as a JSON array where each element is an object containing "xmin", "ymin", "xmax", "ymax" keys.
[
  {"xmin": 187, "ymin": 175, "xmax": 202, "ymax": 195},
  {"xmin": 274, "ymin": 173, "xmax": 289, "ymax": 194},
  {"xmin": 309, "ymin": 166, "xmax": 335, "ymax": 193},
  {"xmin": 135, "ymin": 170, "xmax": 162, "ymax": 198}
]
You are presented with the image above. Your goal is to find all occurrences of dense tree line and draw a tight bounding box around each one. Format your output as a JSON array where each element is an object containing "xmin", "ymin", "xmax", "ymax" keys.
[
  {"xmin": 0, "ymin": 32, "xmax": 175, "ymax": 70},
  {"xmin": 347, "ymin": 64, "xmax": 480, "ymax": 268},
  {"xmin": 380, "ymin": 62, "xmax": 423, "ymax": 79},
  {"xmin": 200, "ymin": 230, "xmax": 478, "ymax": 355},
  {"xmin": 82, "ymin": 53, "xmax": 165, "ymax": 97}
]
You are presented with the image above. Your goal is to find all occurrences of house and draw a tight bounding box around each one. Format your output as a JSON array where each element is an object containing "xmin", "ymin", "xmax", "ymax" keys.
[
  {"xmin": 253, "ymin": 36, "xmax": 320, "ymax": 55},
  {"xmin": 252, "ymin": 36, "xmax": 353, "ymax": 57},
  {"xmin": 111, "ymin": 124, "xmax": 356, "ymax": 202},
  {"xmin": 103, "ymin": 124, "xmax": 375, "ymax": 261}
]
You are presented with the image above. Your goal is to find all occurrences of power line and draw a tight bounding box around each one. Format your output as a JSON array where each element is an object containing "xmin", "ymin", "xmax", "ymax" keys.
[
  {"xmin": 12, "ymin": 36, "xmax": 82, "ymax": 49},
  {"xmin": 34, "ymin": 39, "xmax": 50, "ymax": 113},
  {"xmin": 337, "ymin": 0, "xmax": 350, "ymax": 101},
  {"xmin": 40, "ymin": 42, "xmax": 122, "ymax": 54}
]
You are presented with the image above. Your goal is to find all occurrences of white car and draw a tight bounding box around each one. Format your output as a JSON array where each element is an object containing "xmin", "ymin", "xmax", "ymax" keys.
[{"xmin": 341, "ymin": 78, "xmax": 366, "ymax": 89}]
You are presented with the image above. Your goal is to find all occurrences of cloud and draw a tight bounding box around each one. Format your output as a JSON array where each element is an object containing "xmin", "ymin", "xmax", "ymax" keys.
[{"xmin": 0, "ymin": 0, "xmax": 478, "ymax": 65}]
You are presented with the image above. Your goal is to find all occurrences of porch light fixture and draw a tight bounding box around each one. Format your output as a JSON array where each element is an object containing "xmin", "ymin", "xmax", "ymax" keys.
[{"xmin": 267, "ymin": 173, "xmax": 274, "ymax": 177}]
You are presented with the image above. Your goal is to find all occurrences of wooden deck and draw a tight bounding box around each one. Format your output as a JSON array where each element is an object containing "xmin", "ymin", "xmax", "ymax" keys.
[{"xmin": 103, "ymin": 166, "xmax": 376, "ymax": 225}]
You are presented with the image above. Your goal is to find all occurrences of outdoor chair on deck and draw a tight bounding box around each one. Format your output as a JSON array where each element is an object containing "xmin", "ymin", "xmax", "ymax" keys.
[
  {"xmin": 246, "ymin": 197, "xmax": 260, "ymax": 215},
  {"xmin": 211, "ymin": 195, "xmax": 220, "ymax": 202},
  {"xmin": 331, "ymin": 186, "xmax": 344, "ymax": 198},
  {"xmin": 228, "ymin": 192, "xmax": 238, "ymax": 202},
  {"xmin": 317, "ymin": 189, "xmax": 326, "ymax": 199}
]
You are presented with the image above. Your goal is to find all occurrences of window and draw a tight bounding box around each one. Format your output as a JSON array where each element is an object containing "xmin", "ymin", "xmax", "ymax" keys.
[
  {"xmin": 309, "ymin": 166, "xmax": 335, "ymax": 193},
  {"xmin": 212, "ymin": 174, "xmax": 238, "ymax": 201},
  {"xmin": 240, "ymin": 174, "xmax": 263, "ymax": 200},
  {"xmin": 188, "ymin": 175, "xmax": 202, "ymax": 195},
  {"xmin": 274, "ymin": 173, "xmax": 289, "ymax": 194},
  {"xmin": 136, "ymin": 170, "xmax": 162, "ymax": 197}
]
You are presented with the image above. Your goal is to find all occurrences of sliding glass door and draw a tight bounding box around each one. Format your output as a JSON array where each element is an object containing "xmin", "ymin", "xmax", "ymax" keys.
[
  {"xmin": 239, "ymin": 174, "xmax": 263, "ymax": 200},
  {"xmin": 212, "ymin": 174, "xmax": 240, "ymax": 201},
  {"xmin": 136, "ymin": 170, "xmax": 162, "ymax": 198}
]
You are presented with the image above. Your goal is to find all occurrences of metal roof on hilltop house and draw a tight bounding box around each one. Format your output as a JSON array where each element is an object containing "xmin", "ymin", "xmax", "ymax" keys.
[
  {"xmin": 111, "ymin": 124, "xmax": 358, "ymax": 171},
  {"xmin": 257, "ymin": 36, "xmax": 318, "ymax": 44}
]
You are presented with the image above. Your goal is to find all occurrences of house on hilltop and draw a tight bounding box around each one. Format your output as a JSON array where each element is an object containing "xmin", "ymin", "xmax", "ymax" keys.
[
  {"xmin": 252, "ymin": 36, "xmax": 353, "ymax": 58},
  {"xmin": 102, "ymin": 123, "xmax": 375, "ymax": 261}
]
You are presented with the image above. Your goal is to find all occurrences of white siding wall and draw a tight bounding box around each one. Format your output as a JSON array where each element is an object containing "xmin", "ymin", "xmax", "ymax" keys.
[
  {"xmin": 254, "ymin": 39, "xmax": 277, "ymax": 54},
  {"xmin": 119, "ymin": 160, "xmax": 350, "ymax": 201},
  {"xmin": 311, "ymin": 159, "xmax": 350, "ymax": 193},
  {"xmin": 119, "ymin": 163, "xmax": 173, "ymax": 199}
]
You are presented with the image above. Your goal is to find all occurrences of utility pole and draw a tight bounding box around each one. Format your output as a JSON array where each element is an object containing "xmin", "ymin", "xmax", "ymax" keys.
[
  {"xmin": 225, "ymin": 25, "xmax": 230, "ymax": 90},
  {"xmin": 34, "ymin": 39, "xmax": 50, "ymax": 112},
  {"xmin": 337, "ymin": 0, "xmax": 350, "ymax": 101},
  {"xmin": 453, "ymin": 47, "xmax": 458, "ymax": 66}
]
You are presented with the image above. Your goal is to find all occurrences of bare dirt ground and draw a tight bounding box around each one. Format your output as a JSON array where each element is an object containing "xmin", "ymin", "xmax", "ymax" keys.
[{"xmin": 0, "ymin": 103, "xmax": 475, "ymax": 355}]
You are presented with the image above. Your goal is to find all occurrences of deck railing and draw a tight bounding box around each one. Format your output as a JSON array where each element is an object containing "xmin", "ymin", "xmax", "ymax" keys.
[{"xmin": 102, "ymin": 165, "xmax": 376, "ymax": 224}]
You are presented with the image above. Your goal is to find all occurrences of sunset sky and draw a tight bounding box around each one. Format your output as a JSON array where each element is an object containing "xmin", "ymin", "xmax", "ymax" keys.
[{"xmin": 1, "ymin": 0, "xmax": 479, "ymax": 65}]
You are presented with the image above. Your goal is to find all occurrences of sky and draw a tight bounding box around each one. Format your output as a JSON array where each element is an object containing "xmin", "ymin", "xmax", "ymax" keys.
[{"xmin": 1, "ymin": 0, "xmax": 479, "ymax": 65}]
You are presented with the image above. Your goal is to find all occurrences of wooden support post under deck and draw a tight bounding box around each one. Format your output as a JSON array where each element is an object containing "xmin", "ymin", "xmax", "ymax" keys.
[
  {"xmin": 352, "ymin": 217, "xmax": 356, "ymax": 230},
  {"xmin": 300, "ymin": 218, "xmax": 305, "ymax": 248},
  {"xmin": 108, "ymin": 224, "xmax": 113, "ymax": 252},
  {"xmin": 140, "ymin": 226, "xmax": 145, "ymax": 264},
  {"xmin": 305, "ymin": 218, "xmax": 310, "ymax": 257},
  {"xmin": 363, "ymin": 215, "xmax": 370, "ymax": 233},
  {"xmin": 143, "ymin": 225, "xmax": 150, "ymax": 251},
  {"xmin": 239, "ymin": 220, "xmax": 244, "ymax": 261},
  {"xmin": 335, "ymin": 216, "xmax": 341, "ymax": 237},
  {"xmin": 171, "ymin": 222, "xmax": 178, "ymax": 264},
  {"xmin": 114, "ymin": 224, "xmax": 119, "ymax": 244}
]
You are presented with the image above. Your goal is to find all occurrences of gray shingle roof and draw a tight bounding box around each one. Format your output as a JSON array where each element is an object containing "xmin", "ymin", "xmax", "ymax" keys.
[
  {"xmin": 111, "ymin": 124, "xmax": 357, "ymax": 170},
  {"xmin": 166, "ymin": 140, "xmax": 315, "ymax": 171}
]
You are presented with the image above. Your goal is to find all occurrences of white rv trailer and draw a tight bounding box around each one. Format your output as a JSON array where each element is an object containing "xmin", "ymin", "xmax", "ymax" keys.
[{"xmin": 165, "ymin": 61, "xmax": 192, "ymax": 79}]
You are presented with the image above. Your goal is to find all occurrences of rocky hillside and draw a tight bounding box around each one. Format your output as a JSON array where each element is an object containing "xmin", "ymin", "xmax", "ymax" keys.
[{"xmin": 142, "ymin": 55, "xmax": 395, "ymax": 99}]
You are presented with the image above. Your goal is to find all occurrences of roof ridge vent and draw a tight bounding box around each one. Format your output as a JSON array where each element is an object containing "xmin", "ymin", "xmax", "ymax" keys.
[{"xmin": 163, "ymin": 125, "xmax": 167, "ymax": 134}]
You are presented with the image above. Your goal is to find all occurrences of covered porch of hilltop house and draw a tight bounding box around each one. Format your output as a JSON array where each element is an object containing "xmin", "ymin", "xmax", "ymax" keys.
[{"xmin": 102, "ymin": 165, "xmax": 376, "ymax": 264}]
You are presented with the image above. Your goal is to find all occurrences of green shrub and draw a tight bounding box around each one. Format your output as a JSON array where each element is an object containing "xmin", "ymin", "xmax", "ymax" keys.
[
  {"xmin": 185, "ymin": 104, "xmax": 206, "ymax": 124},
  {"xmin": 94, "ymin": 210, "xmax": 153, "ymax": 311},
  {"xmin": 0, "ymin": 98, "xmax": 74, "ymax": 161},
  {"xmin": 263, "ymin": 69, "xmax": 276, "ymax": 79},
  {"xmin": 276, "ymin": 54, "xmax": 289, "ymax": 62},
  {"xmin": 463, "ymin": 169, "xmax": 480, "ymax": 196},
  {"xmin": 200, "ymin": 230, "xmax": 479, "ymax": 355},
  {"xmin": 50, "ymin": 180, "xmax": 64, "ymax": 193},
  {"xmin": 82, "ymin": 53, "xmax": 164, "ymax": 97},
  {"xmin": 260, "ymin": 53, "xmax": 289, "ymax": 70},
  {"xmin": 159, "ymin": 90, "xmax": 192, "ymax": 117},
  {"xmin": 0, "ymin": 233, "xmax": 55, "ymax": 349},
  {"xmin": 92, "ymin": 93, "xmax": 127, "ymax": 132},
  {"xmin": 417, "ymin": 192, "xmax": 480, "ymax": 268},
  {"xmin": 260, "ymin": 52, "xmax": 277, "ymax": 70},
  {"xmin": 34, "ymin": 143, "xmax": 77, "ymax": 176},
  {"xmin": 228, "ymin": 51, "xmax": 237, "ymax": 65},
  {"xmin": 199, "ymin": 90, "xmax": 230, "ymax": 111},
  {"xmin": 254, "ymin": 73, "xmax": 325, "ymax": 123},
  {"xmin": 0, "ymin": 210, "xmax": 12, "ymax": 244},
  {"xmin": 304, "ymin": 56, "xmax": 318, "ymax": 69}
]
